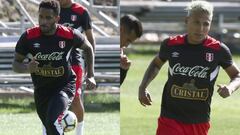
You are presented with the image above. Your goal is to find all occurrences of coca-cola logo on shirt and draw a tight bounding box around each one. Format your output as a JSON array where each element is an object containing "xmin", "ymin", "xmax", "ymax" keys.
[
  {"xmin": 170, "ymin": 63, "xmax": 209, "ymax": 79},
  {"xmin": 35, "ymin": 52, "xmax": 64, "ymax": 61}
]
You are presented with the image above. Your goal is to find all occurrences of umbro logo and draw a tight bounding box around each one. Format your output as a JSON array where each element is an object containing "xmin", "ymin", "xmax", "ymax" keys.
[
  {"xmin": 33, "ymin": 43, "xmax": 40, "ymax": 48},
  {"xmin": 172, "ymin": 52, "xmax": 179, "ymax": 57}
]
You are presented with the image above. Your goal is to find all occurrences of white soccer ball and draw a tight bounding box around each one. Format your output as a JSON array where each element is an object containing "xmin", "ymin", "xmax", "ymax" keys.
[{"xmin": 61, "ymin": 110, "xmax": 77, "ymax": 132}]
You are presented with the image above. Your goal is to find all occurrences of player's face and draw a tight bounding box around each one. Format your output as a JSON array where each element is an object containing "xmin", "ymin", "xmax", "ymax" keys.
[
  {"xmin": 38, "ymin": 8, "xmax": 59, "ymax": 35},
  {"xmin": 120, "ymin": 26, "xmax": 137, "ymax": 48},
  {"xmin": 186, "ymin": 11, "xmax": 212, "ymax": 44}
]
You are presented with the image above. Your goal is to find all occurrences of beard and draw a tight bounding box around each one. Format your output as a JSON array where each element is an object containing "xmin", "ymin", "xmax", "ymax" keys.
[{"xmin": 40, "ymin": 22, "xmax": 57, "ymax": 35}]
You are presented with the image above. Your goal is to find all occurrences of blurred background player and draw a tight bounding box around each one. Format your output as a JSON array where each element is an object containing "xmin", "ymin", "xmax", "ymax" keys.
[
  {"xmin": 138, "ymin": 1, "xmax": 240, "ymax": 135},
  {"xmin": 120, "ymin": 14, "xmax": 143, "ymax": 85},
  {"xmin": 12, "ymin": 0, "xmax": 96, "ymax": 134},
  {"xmin": 57, "ymin": 0, "xmax": 95, "ymax": 135}
]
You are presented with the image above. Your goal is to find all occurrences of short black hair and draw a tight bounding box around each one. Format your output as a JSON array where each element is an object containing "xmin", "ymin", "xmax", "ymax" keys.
[
  {"xmin": 120, "ymin": 14, "xmax": 143, "ymax": 38},
  {"xmin": 39, "ymin": 0, "xmax": 60, "ymax": 16}
]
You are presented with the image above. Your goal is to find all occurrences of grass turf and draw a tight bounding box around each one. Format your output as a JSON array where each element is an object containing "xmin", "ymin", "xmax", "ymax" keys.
[{"xmin": 0, "ymin": 94, "xmax": 119, "ymax": 135}]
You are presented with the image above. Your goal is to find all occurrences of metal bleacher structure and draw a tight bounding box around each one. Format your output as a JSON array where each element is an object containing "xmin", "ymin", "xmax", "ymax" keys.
[
  {"xmin": 121, "ymin": 0, "xmax": 240, "ymax": 36},
  {"xmin": 0, "ymin": 0, "xmax": 120, "ymax": 94}
]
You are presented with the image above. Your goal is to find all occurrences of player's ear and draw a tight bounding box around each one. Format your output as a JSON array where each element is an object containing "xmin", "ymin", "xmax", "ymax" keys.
[
  {"xmin": 185, "ymin": 17, "xmax": 189, "ymax": 24},
  {"xmin": 55, "ymin": 15, "xmax": 60, "ymax": 23}
]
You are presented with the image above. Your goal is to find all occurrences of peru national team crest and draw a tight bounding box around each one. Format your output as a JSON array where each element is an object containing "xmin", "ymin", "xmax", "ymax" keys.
[
  {"xmin": 71, "ymin": 15, "xmax": 77, "ymax": 22},
  {"xmin": 59, "ymin": 41, "xmax": 66, "ymax": 49},
  {"xmin": 206, "ymin": 53, "xmax": 214, "ymax": 62}
]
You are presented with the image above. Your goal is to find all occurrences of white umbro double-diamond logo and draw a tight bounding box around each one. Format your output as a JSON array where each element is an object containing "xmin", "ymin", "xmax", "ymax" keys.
[
  {"xmin": 172, "ymin": 52, "xmax": 179, "ymax": 57},
  {"xmin": 33, "ymin": 43, "xmax": 40, "ymax": 48}
]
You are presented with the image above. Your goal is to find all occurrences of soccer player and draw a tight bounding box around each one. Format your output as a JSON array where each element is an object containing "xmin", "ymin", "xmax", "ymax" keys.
[
  {"xmin": 138, "ymin": 1, "xmax": 240, "ymax": 135},
  {"xmin": 120, "ymin": 14, "xmax": 143, "ymax": 85},
  {"xmin": 12, "ymin": 0, "xmax": 96, "ymax": 135},
  {"xmin": 57, "ymin": 0, "xmax": 95, "ymax": 135}
]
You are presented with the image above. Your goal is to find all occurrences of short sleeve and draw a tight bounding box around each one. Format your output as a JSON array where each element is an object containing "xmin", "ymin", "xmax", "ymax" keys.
[
  {"xmin": 81, "ymin": 10, "xmax": 92, "ymax": 31},
  {"xmin": 73, "ymin": 29, "xmax": 85, "ymax": 48},
  {"xmin": 219, "ymin": 43, "xmax": 233, "ymax": 69},
  {"xmin": 15, "ymin": 32, "xmax": 29, "ymax": 56},
  {"xmin": 158, "ymin": 38, "xmax": 169, "ymax": 62}
]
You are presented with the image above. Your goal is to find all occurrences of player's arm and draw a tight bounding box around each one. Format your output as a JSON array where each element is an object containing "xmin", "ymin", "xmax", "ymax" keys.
[
  {"xmin": 217, "ymin": 43, "xmax": 240, "ymax": 98},
  {"xmin": 12, "ymin": 53, "xmax": 39, "ymax": 73},
  {"xmin": 12, "ymin": 33, "xmax": 39, "ymax": 73},
  {"xmin": 120, "ymin": 47, "xmax": 131, "ymax": 85},
  {"xmin": 85, "ymin": 29, "xmax": 95, "ymax": 51},
  {"xmin": 217, "ymin": 63, "xmax": 240, "ymax": 98},
  {"xmin": 139, "ymin": 55, "xmax": 165, "ymax": 89},
  {"xmin": 79, "ymin": 39, "xmax": 94, "ymax": 78},
  {"xmin": 74, "ymin": 30, "xmax": 96, "ymax": 89},
  {"xmin": 139, "ymin": 39, "xmax": 168, "ymax": 106},
  {"xmin": 120, "ymin": 67, "xmax": 128, "ymax": 85},
  {"xmin": 82, "ymin": 10, "xmax": 95, "ymax": 51},
  {"xmin": 138, "ymin": 55, "xmax": 166, "ymax": 106},
  {"xmin": 12, "ymin": 52, "xmax": 28, "ymax": 73}
]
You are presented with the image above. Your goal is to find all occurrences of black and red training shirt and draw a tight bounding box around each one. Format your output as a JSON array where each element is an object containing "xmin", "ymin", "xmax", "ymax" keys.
[
  {"xmin": 15, "ymin": 25, "xmax": 85, "ymax": 91},
  {"xmin": 159, "ymin": 34, "xmax": 232, "ymax": 123}
]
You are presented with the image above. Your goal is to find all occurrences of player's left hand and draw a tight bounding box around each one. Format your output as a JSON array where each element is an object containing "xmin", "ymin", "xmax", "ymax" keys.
[
  {"xmin": 217, "ymin": 84, "xmax": 233, "ymax": 98},
  {"xmin": 86, "ymin": 77, "xmax": 96, "ymax": 90},
  {"xmin": 138, "ymin": 87, "xmax": 152, "ymax": 107}
]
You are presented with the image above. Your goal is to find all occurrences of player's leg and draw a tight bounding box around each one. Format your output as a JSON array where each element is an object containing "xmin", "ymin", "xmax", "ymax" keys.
[
  {"xmin": 183, "ymin": 122, "xmax": 210, "ymax": 135},
  {"xmin": 45, "ymin": 91, "xmax": 68, "ymax": 135},
  {"xmin": 156, "ymin": 117, "xmax": 185, "ymax": 135},
  {"xmin": 34, "ymin": 91, "xmax": 50, "ymax": 135},
  {"xmin": 45, "ymin": 83, "xmax": 75, "ymax": 135},
  {"xmin": 71, "ymin": 63, "xmax": 85, "ymax": 135},
  {"xmin": 42, "ymin": 125, "xmax": 47, "ymax": 135},
  {"xmin": 71, "ymin": 95, "xmax": 85, "ymax": 135},
  {"xmin": 70, "ymin": 65, "xmax": 84, "ymax": 122},
  {"xmin": 71, "ymin": 94, "xmax": 84, "ymax": 123}
]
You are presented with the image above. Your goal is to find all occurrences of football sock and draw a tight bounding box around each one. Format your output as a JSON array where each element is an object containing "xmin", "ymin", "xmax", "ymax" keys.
[
  {"xmin": 42, "ymin": 124, "xmax": 47, "ymax": 135},
  {"xmin": 75, "ymin": 121, "xmax": 84, "ymax": 135}
]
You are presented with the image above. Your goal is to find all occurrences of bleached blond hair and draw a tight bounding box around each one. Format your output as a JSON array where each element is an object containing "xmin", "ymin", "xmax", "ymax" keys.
[{"xmin": 185, "ymin": 0, "xmax": 214, "ymax": 18}]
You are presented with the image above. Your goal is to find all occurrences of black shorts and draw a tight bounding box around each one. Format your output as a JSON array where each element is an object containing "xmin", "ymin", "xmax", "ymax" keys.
[{"xmin": 34, "ymin": 81, "xmax": 75, "ymax": 135}]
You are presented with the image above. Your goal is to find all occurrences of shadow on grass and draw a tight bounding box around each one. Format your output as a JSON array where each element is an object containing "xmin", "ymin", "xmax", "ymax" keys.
[
  {"xmin": 0, "ymin": 101, "xmax": 36, "ymax": 114},
  {"xmin": 0, "ymin": 94, "xmax": 120, "ymax": 114},
  {"xmin": 83, "ymin": 94, "xmax": 120, "ymax": 112},
  {"xmin": 0, "ymin": 101, "xmax": 120, "ymax": 114}
]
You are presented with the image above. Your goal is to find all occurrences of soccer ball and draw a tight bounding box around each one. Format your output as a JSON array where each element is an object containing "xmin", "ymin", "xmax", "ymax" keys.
[{"xmin": 61, "ymin": 110, "xmax": 77, "ymax": 132}]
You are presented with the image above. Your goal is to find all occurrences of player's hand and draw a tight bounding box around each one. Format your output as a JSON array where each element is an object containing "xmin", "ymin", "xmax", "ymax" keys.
[
  {"xmin": 120, "ymin": 48, "xmax": 131, "ymax": 70},
  {"xmin": 217, "ymin": 84, "xmax": 233, "ymax": 98},
  {"xmin": 86, "ymin": 77, "xmax": 96, "ymax": 90},
  {"xmin": 138, "ymin": 87, "xmax": 152, "ymax": 107},
  {"xmin": 27, "ymin": 58, "xmax": 39, "ymax": 73}
]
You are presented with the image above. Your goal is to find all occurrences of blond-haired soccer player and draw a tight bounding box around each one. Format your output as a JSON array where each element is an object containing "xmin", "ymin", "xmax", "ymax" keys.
[{"xmin": 139, "ymin": 1, "xmax": 240, "ymax": 135}]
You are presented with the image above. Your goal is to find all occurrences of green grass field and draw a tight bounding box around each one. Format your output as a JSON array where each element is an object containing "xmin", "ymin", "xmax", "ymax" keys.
[
  {"xmin": 121, "ymin": 51, "xmax": 240, "ymax": 135},
  {"xmin": 0, "ymin": 94, "xmax": 119, "ymax": 135}
]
